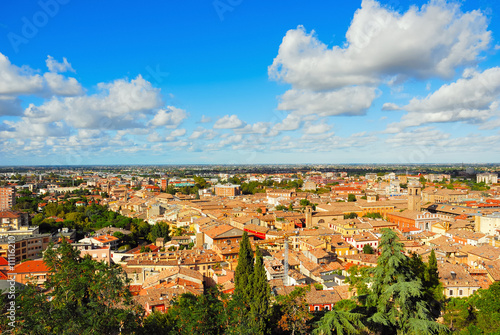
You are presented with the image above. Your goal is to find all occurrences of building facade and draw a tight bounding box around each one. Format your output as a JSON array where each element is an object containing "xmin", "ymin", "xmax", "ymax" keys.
[{"xmin": 0, "ymin": 187, "xmax": 15, "ymax": 210}]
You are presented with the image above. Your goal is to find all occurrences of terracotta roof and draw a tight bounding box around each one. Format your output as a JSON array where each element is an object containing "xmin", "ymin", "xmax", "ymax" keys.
[
  {"xmin": 8, "ymin": 260, "xmax": 49, "ymax": 274},
  {"xmin": 92, "ymin": 234, "xmax": 119, "ymax": 243},
  {"xmin": 0, "ymin": 211, "xmax": 21, "ymax": 218},
  {"xmin": 484, "ymin": 260, "xmax": 500, "ymax": 281},
  {"xmin": 438, "ymin": 262, "xmax": 480, "ymax": 288},
  {"xmin": 468, "ymin": 245, "xmax": 500, "ymax": 261},
  {"xmin": 0, "ymin": 257, "xmax": 8, "ymax": 266}
]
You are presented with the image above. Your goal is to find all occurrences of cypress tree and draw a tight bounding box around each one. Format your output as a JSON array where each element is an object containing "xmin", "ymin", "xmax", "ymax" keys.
[
  {"xmin": 425, "ymin": 249, "xmax": 440, "ymax": 289},
  {"xmin": 250, "ymin": 246, "xmax": 271, "ymax": 334},
  {"xmin": 229, "ymin": 231, "xmax": 256, "ymax": 335},
  {"xmin": 234, "ymin": 231, "xmax": 254, "ymax": 302}
]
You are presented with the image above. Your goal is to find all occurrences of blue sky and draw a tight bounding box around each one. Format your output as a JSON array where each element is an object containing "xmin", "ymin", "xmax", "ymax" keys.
[{"xmin": 1, "ymin": 0, "xmax": 500, "ymax": 165}]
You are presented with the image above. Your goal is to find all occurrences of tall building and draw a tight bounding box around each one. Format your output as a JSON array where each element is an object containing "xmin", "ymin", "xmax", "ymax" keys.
[
  {"xmin": 161, "ymin": 178, "xmax": 168, "ymax": 191},
  {"xmin": 407, "ymin": 183, "xmax": 421, "ymax": 212},
  {"xmin": 0, "ymin": 187, "xmax": 15, "ymax": 210}
]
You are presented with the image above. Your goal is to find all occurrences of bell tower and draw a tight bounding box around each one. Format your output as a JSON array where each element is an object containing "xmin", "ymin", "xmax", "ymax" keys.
[
  {"xmin": 305, "ymin": 206, "xmax": 313, "ymax": 228},
  {"xmin": 408, "ymin": 183, "xmax": 421, "ymax": 211}
]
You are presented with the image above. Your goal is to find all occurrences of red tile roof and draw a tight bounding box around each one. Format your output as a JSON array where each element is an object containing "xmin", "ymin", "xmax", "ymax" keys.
[
  {"xmin": 8, "ymin": 260, "xmax": 49, "ymax": 274},
  {"xmin": 92, "ymin": 235, "xmax": 119, "ymax": 244}
]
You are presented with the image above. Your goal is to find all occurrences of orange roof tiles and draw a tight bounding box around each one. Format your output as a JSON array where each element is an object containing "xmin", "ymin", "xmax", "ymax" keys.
[{"xmin": 8, "ymin": 260, "xmax": 49, "ymax": 274}]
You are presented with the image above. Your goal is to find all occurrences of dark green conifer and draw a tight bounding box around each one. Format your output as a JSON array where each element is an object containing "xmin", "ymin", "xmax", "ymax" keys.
[
  {"xmin": 234, "ymin": 231, "xmax": 254, "ymax": 302},
  {"xmin": 366, "ymin": 229, "xmax": 447, "ymax": 335},
  {"xmin": 250, "ymin": 246, "xmax": 271, "ymax": 334}
]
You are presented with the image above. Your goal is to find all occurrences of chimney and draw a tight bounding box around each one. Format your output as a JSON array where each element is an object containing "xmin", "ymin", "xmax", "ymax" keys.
[{"xmin": 450, "ymin": 271, "xmax": 456, "ymax": 280}]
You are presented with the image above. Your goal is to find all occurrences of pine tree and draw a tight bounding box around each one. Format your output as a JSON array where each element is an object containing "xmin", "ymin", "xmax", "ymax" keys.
[
  {"xmin": 250, "ymin": 247, "xmax": 271, "ymax": 334},
  {"xmin": 366, "ymin": 229, "xmax": 447, "ymax": 335}
]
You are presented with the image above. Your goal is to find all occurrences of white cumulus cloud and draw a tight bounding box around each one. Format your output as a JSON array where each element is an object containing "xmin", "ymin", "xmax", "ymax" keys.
[{"xmin": 213, "ymin": 115, "xmax": 245, "ymax": 129}]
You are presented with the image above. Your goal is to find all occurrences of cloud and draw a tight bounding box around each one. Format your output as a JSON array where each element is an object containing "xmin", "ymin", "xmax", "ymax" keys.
[
  {"xmin": 269, "ymin": 1, "xmax": 490, "ymax": 90},
  {"xmin": 273, "ymin": 114, "xmax": 303, "ymax": 132},
  {"xmin": 0, "ymin": 53, "xmax": 83, "ymax": 97},
  {"xmin": 234, "ymin": 122, "xmax": 271, "ymax": 134},
  {"xmin": 213, "ymin": 114, "xmax": 245, "ymax": 129},
  {"xmin": 0, "ymin": 97, "xmax": 23, "ymax": 116},
  {"xmin": 165, "ymin": 128, "xmax": 186, "ymax": 141},
  {"xmin": 278, "ymin": 86, "xmax": 378, "ymax": 116},
  {"xmin": 46, "ymin": 56, "xmax": 75, "ymax": 73},
  {"xmin": 147, "ymin": 132, "xmax": 164, "ymax": 142},
  {"xmin": 303, "ymin": 122, "xmax": 331, "ymax": 134},
  {"xmin": 0, "ymin": 53, "xmax": 44, "ymax": 95},
  {"xmin": 43, "ymin": 72, "xmax": 83, "ymax": 96},
  {"xmin": 23, "ymin": 75, "xmax": 163, "ymax": 130},
  {"xmin": 385, "ymin": 67, "xmax": 500, "ymax": 131},
  {"xmin": 199, "ymin": 115, "xmax": 212, "ymax": 123},
  {"xmin": 149, "ymin": 106, "xmax": 188, "ymax": 128},
  {"xmin": 381, "ymin": 102, "xmax": 401, "ymax": 111},
  {"xmin": 189, "ymin": 127, "xmax": 219, "ymax": 140}
]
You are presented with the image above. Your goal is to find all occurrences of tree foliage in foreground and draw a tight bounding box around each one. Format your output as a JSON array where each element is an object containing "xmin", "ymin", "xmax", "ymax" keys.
[
  {"xmin": 317, "ymin": 229, "xmax": 447, "ymax": 335},
  {"xmin": 1, "ymin": 240, "xmax": 142, "ymax": 334}
]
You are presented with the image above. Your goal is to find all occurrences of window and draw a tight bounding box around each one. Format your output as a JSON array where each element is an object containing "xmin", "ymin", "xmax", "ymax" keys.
[
  {"xmin": 459, "ymin": 289, "xmax": 463, "ymax": 296},
  {"xmin": 314, "ymin": 306, "xmax": 319, "ymax": 311},
  {"xmin": 449, "ymin": 290, "xmax": 453, "ymax": 296},
  {"xmin": 324, "ymin": 305, "xmax": 329, "ymax": 311}
]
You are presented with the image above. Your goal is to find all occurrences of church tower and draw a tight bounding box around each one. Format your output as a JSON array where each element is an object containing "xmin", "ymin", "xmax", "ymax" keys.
[
  {"xmin": 305, "ymin": 206, "xmax": 313, "ymax": 228},
  {"xmin": 408, "ymin": 183, "xmax": 422, "ymax": 211}
]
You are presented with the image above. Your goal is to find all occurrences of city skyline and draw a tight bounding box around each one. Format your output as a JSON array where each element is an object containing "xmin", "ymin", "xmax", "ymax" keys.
[{"xmin": 1, "ymin": 0, "xmax": 500, "ymax": 165}]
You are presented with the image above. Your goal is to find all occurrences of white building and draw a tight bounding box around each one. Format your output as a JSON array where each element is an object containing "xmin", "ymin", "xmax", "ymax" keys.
[{"xmin": 476, "ymin": 173, "xmax": 498, "ymax": 184}]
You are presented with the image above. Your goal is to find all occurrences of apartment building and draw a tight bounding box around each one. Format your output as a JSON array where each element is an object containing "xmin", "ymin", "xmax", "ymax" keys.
[
  {"xmin": 214, "ymin": 184, "xmax": 241, "ymax": 197},
  {"xmin": 0, "ymin": 186, "xmax": 15, "ymax": 210},
  {"xmin": 0, "ymin": 234, "xmax": 51, "ymax": 263}
]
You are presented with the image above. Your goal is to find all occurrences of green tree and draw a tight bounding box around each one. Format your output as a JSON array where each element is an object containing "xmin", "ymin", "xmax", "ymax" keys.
[
  {"xmin": 362, "ymin": 244, "xmax": 374, "ymax": 254},
  {"xmin": 300, "ymin": 199, "xmax": 312, "ymax": 207},
  {"xmin": 193, "ymin": 175, "xmax": 207, "ymax": 189},
  {"xmin": 7, "ymin": 239, "xmax": 142, "ymax": 334},
  {"xmin": 343, "ymin": 213, "xmax": 358, "ymax": 219},
  {"xmin": 345, "ymin": 265, "xmax": 372, "ymax": 298},
  {"xmin": 347, "ymin": 194, "xmax": 357, "ymax": 202},
  {"xmin": 250, "ymin": 247, "xmax": 271, "ymax": 334},
  {"xmin": 469, "ymin": 281, "xmax": 500, "ymax": 333},
  {"xmin": 166, "ymin": 288, "xmax": 228, "ymax": 335},
  {"xmin": 140, "ymin": 311, "xmax": 176, "ymax": 334},
  {"xmin": 276, "ymin": 286, "xmax": 313, "ymax": 335},
  {"xmin": 147, "ymin": 221, "xmax": 170, "ymax": 243},
  {"xmin": 234, "ymin": 232, "xmax": 254, "ymax": 304},
  {"xmin": 230, "ymin": 232, "xmax": 255, "ymax": 333},
  {"xmin": 365, "ymin": 229, "xmax": 447, "ymax": 335},
  {"xmin": 363, "ymin": 212, "xmax": 383, "ymax": 219},
  {"xmin": 442, "ymin": 298, "xmax": 474, "ymax": 332},
  {"xmin": 312, "ymin": 309, "xmax": 365, "ymax": 335}
]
